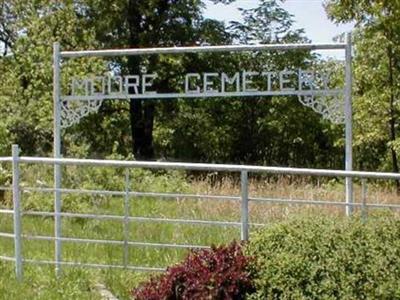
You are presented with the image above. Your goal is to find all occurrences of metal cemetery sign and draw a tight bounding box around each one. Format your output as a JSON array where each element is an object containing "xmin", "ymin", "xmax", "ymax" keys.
[
  {"xmin": 64, "ymin": 68, "xmax": 344, "ymax": 128},
  {"xmin": 69, "ymin": 69, "xmax": 336, "ymax": 99},
  {"xmin": 53, "ymin": 37, "xmax": 354, "ymax": 265},
  {"xmin": 57, "ymin": 42, "xmax": 352, "ymax": 128}
]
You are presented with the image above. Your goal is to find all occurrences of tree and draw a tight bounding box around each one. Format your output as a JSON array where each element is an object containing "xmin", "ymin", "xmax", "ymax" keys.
[
  {"xmin": 0, "ymin": 0, "xmax": 344, "ymax": 169},
  {"xmin": 74, "ymin": 0, "xmax": 232, "ymax": 159},
  {"xmin": 0, "ymin": 0, "xmax": 103, "ymax": 155},
  {"xmin": 156, "ymin": 0, "xmax": 343, "ymax": 167},
  {"xmin": 325, "ymin": 1, "xmax": 400, "ymax": 183},
  {"xmin": 0, "ymin": 0, "xmax": 231, "ymax": 159}
]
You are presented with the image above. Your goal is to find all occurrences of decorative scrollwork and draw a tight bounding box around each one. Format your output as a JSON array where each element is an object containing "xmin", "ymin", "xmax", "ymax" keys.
[
  {"xmin": 61, "ymin": 99, "xmax": 103, "ymax": 129},
  {"xmin": 297, "ymin": 70, "xmax": 344, "ymax": 124},
  {"xmin": 297, "ymin": 94, "xmax": 344, "ymax": 124}
]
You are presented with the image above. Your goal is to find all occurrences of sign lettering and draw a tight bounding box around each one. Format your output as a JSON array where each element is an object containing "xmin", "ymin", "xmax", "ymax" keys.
[{"xmin": 69, "ymin": 69, "xmax": 334, "ymax": 99}]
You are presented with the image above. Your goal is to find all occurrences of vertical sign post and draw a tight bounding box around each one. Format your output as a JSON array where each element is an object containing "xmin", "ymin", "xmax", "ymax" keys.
[
  {"xmin": 344, "ymin": 33, "xmax": 353, "ymax": 216},
  {"xmin": 240, "ymin": 170, "xmax": 249, "ymax": 241},
  {"xmin": 53, "ymin": 42, "xmax": 62, "ymax": 276},
  {"xmin": 361, "ymin": 179, "xmax": 367, "ymax": 222},
  {"xmin": 123, "ymin": 168, "xmax": 130, "ymax": 268},
  {"xmin": 12, "ymin": 144, "xmax": 22, "ymax": 280}
]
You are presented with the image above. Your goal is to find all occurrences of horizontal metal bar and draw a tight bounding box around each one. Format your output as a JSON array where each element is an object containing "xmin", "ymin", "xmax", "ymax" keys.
[
  {"xmin": 0, "ymin": 255, "xmax": 15, "ymax": 262},
  {"xmin": 19, "ymin": 187, "xmax": 400, "ymax": 208},
  {"xmin": 11, "ymin": 187, "xmax": 400, "ymax": 211},
  {"xmin": 22, "ymin": 258, "xmax": 166, "ymax": 272},
  {"xmin": 22, "ymin": 234, "xmax": 210, "ymax": 249},
  {"xmin": 22, "ymin": 187, "xmax": 240, "ymax": 201},
  {"xmin": 366, "ymin": 203, "xmax": 400, "ymax": 209},
  {"xmin": 17, "ymin": 156, "xmax": 400, "ymax": 180},
  {"xmin": 60, "ymin": 43, "xmax": 347, "ymax": 58},
  {"xmin": 250, "ymin": 223, "xmax": 267, "ymax": 227},
  {"xmin": 22, "ymin": 186, "xmax": 123, "ymax": 195},
  {"xmin": 22, "ymin": 211, "xmax": 241, "ymax": 227},
  {"xmin": 0, "ymin": 254, "xmax": 164, "ymax": 271},
  {"xmin": 126, "ymin": 241, "xmax": 210, "ymax": 249},
  {"xmin": 62, "ymin": 89, "xmax": 343, "ymax": 101},
  {"xmin": 0, "ymin": 187, "xmax": 11, "ymax": 191},
  {"xmin": 0, "ymin": 232, "xmax": 14, "ymax": 238},
  {"xmin": 128, "ymin": 191, "xmax": 239, "ymax": 201},
  {"xmin": 250, "ymin": 197, "xmax": 400, "ymax": 209},
  {"xmin": 249, "ymin": 197, "xmax": 361, "ymax": 207},
  {"xmin": 0, "ymin": 157, "xmax": 11, "ymax": 162}
]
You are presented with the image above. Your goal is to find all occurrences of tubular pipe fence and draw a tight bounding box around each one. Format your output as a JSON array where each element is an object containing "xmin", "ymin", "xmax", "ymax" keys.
[{"xmin": 1, "ymin": 144, "xmax": 400, "ymax": 280}]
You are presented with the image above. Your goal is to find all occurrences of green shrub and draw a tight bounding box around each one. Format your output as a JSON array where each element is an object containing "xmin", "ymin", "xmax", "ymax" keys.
[
  {"xmin": 246, "ymin": 214, "xmax": 400, "ymax": 299},
  {"xmin": 0, "ymin": 165, "xmax": 11, "ymax": 204}
]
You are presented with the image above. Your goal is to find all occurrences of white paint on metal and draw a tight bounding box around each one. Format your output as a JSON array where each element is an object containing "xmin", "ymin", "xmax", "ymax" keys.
[
  {"xmin": 123, "ymin": 169, "xmax": 129, "ymax": 268},
  {"xmin": 361, "ymin": 179, "xmax": 367, "ymax": 221},
  {"xmin": 59, "ymin": 44, "xmax": 347, "ymax": 128},
  {"xmin": 4, "ymin": 150, "xmax": 400, "ymax": 278},
  {"xmin": 249, "ymin": 197, "xmax": 360, "ymax": 207},
  {"xmin": 20, "ymin": 186, "xmax": 240, "ymax": 201},
  {"xmin": 12, "ymin": 145, "xmax": 22, "ymax": 280},
  {"xmin": 240, "ymin": 171, "xmax": 249, "ymax": 241},
  {"xmin": 345, "ymin": 33, "xmax": 353, "ymax": 216},
  {"xmin": 22, "ymin": 258, "xmax": 166, "ymax": 272},
  {"xmin": 60, "ymin": 43, "xmax": 346, "ymax": 58},
  {"xmin": 22, "ymin": 211, "xmax": 242, "ymax": 227},
  {"xmin": 61, "ymin": 98, "xmax": 103, "ymax": 128},
  {"xmin": 0, "ymin": 232, "xmax": 14, "ymax": 238},
  {"xmin": 62, "ymin": 89, "xmax": 342, "ymax": 101},
  {"xmin": 14, "ymin": 156, "xmax": 400, "ymax": 180},
  {"xmin": 0, "ymin": 255, "xmax": 15, "ymax": 262},
  {"xmin": 67, "ymin": 71, "xmax": 339, "ymax": 97},
  {"xmin": 21, "ymin": 234, "xmax": 210, "ymax": 249},
  {"xmin": 53, "ymin": 42, "xmax": 62, "ymax": 277}
]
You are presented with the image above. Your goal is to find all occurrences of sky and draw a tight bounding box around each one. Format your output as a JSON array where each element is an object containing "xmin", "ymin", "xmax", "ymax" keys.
[{"xmin": 204, "ymin": 0, "xmax": 354, "ymax": 58}]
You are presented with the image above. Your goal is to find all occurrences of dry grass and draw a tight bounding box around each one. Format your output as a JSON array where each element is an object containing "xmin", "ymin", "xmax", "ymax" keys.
[{"xmin": 187, "ymin": 175, "xmax": 400, "ymax": 225}]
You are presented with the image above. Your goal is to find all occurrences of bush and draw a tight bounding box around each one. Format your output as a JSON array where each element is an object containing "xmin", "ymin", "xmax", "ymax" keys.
[
  {"xmin": 246, "ymin": 214, "xmax": 400, "ymax": 299},
  {"xmin": 132, "ymin": 242, "xmax": 255, "ymax": 300},
  {"xmin": 0, "ymin": 165, "xmax": 11, "ymax": 204}
]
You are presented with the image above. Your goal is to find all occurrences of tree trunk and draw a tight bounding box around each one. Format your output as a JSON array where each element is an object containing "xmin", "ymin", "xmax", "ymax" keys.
[
  {"xmin": 126, "ymin": 0, "xmax": 155, "ymax": 160},
  {"xmin": 129, "ymin": 99, "xmax": 155, "ymax": 159},
  {"xmin": 387, "ymin": 44, "xmax": 400, "ymax": 193}
]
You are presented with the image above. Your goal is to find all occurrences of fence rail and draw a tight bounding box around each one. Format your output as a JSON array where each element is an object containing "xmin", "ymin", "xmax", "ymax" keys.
[
  {"xmin": 3, "ymin": 155, "xmax": 400, "ymax": 179},
  {"xmin": 1, "ymin": 144, "xmax": 400, "ymax": 280}
]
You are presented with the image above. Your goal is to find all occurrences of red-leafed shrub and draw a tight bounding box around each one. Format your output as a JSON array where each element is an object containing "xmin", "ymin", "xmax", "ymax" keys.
[{"xmin": 132, "ymin": 242, "xmax": 255, "ymax": 300}]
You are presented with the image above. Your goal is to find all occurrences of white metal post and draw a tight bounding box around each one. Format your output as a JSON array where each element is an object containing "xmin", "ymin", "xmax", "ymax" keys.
[
  {"xmin": 240, "ymin": 171, "xmax": 249, "ymax": 241},
  {"xmin": 123, "ymin": 168, "xmax": 130, "ymax": 268},
  {"xmin": 361, "ymin": 179, "xmax": 367, "ymax": 222},
  {"xmin": 53, "ymin": 42, "xmax": 62, "ymax": 276},
  {"xmin": 12, "ymin": 144, "xmax": 22, "ymax": 280},
  {"xmin": 345, "ymin": 33, "xmax": 353, "ymax": 216}
]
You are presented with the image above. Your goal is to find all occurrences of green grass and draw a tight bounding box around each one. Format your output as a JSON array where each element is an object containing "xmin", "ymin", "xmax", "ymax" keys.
[{"xmin": 0, "ymin": 195, "xmax": 242, "ymax": 299}]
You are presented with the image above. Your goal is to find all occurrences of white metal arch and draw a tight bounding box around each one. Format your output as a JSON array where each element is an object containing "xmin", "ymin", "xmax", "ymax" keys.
[{"xmin": 53, "ymin": 34, "xmax": 353, "ymax": 275}]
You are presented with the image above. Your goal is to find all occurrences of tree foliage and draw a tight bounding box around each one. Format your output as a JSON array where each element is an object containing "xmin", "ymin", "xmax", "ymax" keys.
[
  {"xmin": 326, "ymin": 0, "xmax": 400, "ymax": 176},
  {"xmin": 0, "ymin": 0, "xmax": 352, "ymax": 170},
  {"xmin": 0, "ymin": 0, "xmax": 103, "ymax": 155}
]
